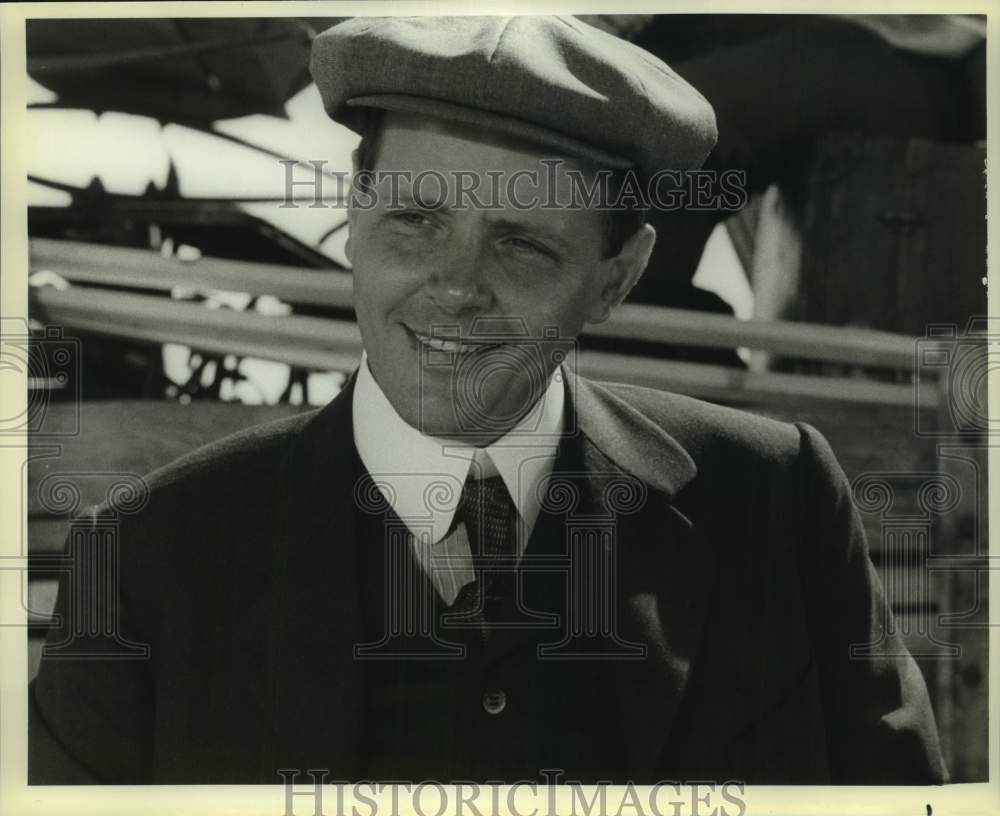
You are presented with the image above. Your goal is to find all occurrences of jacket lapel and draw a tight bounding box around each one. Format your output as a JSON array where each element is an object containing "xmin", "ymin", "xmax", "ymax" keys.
[{"xmin": 573, "ymin": 373, "xmax": 718, "ymax": 781}]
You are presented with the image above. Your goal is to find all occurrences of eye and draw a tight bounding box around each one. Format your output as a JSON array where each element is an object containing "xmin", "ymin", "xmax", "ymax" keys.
[
  {"xmin": 390, "ymin": 210, "xmax": 434, "ymax": 228},
  {"xmin": 506, "ymin": 236, "xmax": 552, "ymax": 258}
]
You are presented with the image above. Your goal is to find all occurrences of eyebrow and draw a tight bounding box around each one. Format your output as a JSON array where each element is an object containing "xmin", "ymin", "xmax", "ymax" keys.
[{"xmin": 389, "ymin": 188, "xmax": 445, "ymax": 210}]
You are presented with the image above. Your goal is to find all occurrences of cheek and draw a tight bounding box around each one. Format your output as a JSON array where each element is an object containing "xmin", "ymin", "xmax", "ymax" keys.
[
  {"xmin": 350, "ymin": 234, "xmax": 420, "ymax": 316},
  {"xmin": 501, "ymin": 265, "xmax": 601, "ymax": 330}
]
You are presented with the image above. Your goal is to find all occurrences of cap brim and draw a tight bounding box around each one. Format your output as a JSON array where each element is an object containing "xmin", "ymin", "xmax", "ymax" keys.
[{"xmin": 346, "ymin": 94, "xmax": 633, "ymax": 171}]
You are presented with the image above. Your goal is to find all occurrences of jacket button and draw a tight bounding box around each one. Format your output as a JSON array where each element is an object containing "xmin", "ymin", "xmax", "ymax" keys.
[{"xmin": 482, "ymin": 690, "xmax": 506, "ymax": 715}]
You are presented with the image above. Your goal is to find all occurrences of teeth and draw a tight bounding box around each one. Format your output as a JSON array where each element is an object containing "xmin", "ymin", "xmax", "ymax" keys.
[
  {"xmin": 413, "ymin": 332, "xmax": 495, "ymax": 353},
  {"xmin": 427, "ymin": 336, "xmax": 460, "ymax": 352}
]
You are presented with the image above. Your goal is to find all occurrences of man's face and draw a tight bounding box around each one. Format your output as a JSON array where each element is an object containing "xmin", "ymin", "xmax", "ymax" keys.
[{"xmin": 346, "ymin": 112, "xmax": 649, "ymax": 442}]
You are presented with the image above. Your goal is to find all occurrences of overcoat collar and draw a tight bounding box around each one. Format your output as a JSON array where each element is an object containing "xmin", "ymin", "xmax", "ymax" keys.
[{"xmin": 571, "ymin": 371, "xmax": 696, "ymax": 499}]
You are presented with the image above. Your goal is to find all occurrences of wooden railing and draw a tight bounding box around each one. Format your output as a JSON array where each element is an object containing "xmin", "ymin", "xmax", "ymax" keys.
[{"xmin": 28, "ymin": 238, "xmax": 938, "ymax": 409}]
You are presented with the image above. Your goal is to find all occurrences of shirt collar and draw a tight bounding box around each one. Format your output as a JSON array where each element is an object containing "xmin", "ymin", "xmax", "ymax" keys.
[{"xmin": 352, "ymin": 352, "xmax": 564, "ymax": 544}]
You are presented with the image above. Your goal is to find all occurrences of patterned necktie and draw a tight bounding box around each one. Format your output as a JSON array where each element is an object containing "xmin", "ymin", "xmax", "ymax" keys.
[{"xmin": 449, "ymin": 474, "xmax": 519, "ymax": 642}]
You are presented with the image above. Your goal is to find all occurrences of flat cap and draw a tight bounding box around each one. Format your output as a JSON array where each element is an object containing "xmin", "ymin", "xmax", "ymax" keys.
[{"xmin": 310, "ymin": 16, "xmax": 717, "ymax": 176}]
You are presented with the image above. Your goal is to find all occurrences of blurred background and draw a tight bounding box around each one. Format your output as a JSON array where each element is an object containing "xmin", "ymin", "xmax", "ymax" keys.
[{"xmin": 17, "ymin": 14, "xmax": 989, "ymax": 780}]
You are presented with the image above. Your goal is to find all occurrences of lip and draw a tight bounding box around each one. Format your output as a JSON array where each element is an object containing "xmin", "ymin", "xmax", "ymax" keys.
[{"xmin": 403, "ymin": 325, "xmax": 504, "ymax": 354}]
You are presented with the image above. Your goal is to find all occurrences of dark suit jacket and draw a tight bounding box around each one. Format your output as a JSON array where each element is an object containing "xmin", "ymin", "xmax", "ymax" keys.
[{"xmin": 29, "ymin": 371, "xmax": 948, "ymax": 784}]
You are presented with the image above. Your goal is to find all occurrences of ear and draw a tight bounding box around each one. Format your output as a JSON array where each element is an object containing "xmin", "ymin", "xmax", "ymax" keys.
[
  {"xmin": 344, "ymin": 147, "xmax": 361, "ymax": 264},
  {"xmin": 344, "ymin": 220, "xmax": 355, "ymax": 266},
  {"xmin": 586, "ymin": 223, "xmax": 657, "ymax": 324}
]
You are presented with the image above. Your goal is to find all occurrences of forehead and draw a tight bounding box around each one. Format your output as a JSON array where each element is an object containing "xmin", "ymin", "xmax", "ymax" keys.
[
  {"xmin": 376, "ymin": 111, "xmax": 570, "ymax": 166},
  {"xmin": 370, "ymin": 111, "xmax": 606, "ymax": 213}
]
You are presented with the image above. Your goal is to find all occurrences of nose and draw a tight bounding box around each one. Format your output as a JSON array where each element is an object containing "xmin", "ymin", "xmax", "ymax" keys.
[{"xmin": 426, "ymin": 234, "xmax": 493, "ymax": 315}]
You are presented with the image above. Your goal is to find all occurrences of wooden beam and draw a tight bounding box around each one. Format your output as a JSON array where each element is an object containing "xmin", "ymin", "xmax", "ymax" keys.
[
  {"xmin": 30, "ymin": 286, "xmax": 363, "ymax": 372},
  {"xmin": 578, "ymin": 350, "xmax": 933, "ymax": 409},
  {"xmin": 31, "ymin": 238, "xmax": 929, "ymax": 371},
  {"xmin": 596, "ymin": 302, "xmax": 918, "ymax": 370},
  {"xmin": 30, "ymin": 286, "xmax": 936, "ymax": 410},
  {"xmin": 30, "ymin": 238, "xmax": 355, "ymax": 310}
]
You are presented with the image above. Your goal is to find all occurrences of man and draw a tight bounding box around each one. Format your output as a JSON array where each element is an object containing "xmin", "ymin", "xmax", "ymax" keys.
[{"xmin": 29, "ymin": 16, "xmax": 947, "ymax": 785}]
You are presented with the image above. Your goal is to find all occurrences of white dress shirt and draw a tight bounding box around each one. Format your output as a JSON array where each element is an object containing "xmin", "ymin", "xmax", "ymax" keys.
[{"xmin": 352, "ymin": 354, "xmax": 565, "ymax": 604}]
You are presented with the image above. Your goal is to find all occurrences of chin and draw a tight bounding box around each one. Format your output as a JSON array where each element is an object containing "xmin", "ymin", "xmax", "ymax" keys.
[
  {"xmin": 387, "ymin": 387, "xmax": 455, "ymax": 437},
  {"xmin": 382, "ymin": 364, "xmax": 535, "ymax": 439}
]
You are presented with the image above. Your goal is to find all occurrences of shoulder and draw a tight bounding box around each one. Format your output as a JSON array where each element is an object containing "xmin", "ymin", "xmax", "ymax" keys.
[
  {"xmin": 140, "ymin": 409, "xmax": 316, "ymax": 494},
  {"xmin": 589, "ymin": 379, "xmax": 852, "ymax": 511},
  {"xmin": 590, "ymin": 379, "xmax": 804, "ymax": 466},
  {"xmin": 78, "ymin": 408, "xmax": 318, "ymax": 533}
]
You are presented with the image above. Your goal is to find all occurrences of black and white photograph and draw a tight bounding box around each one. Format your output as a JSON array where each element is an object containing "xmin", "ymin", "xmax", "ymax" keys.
[{"xmin": 0, "ymin": 3, "xmax": 994, "ymax": 814}]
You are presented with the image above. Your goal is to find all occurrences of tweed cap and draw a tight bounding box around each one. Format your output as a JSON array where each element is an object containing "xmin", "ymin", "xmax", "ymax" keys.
[{"xmin": 310, "ymin": 16, "xmax": 717, "ymax": 176}]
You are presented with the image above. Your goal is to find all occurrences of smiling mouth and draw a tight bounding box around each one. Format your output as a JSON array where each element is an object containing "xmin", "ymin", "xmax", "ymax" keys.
[{"xmin": 407, "ymin": 328, "xmax": 504, "ymax": 354}]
